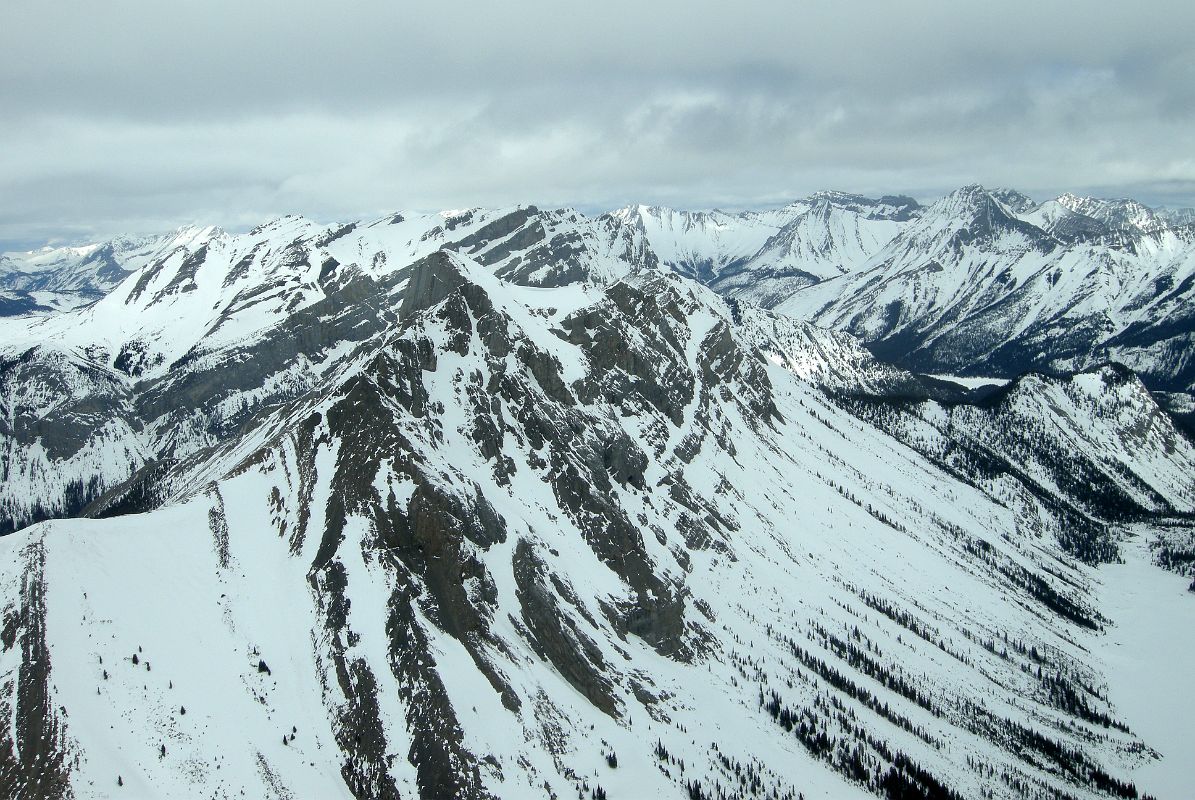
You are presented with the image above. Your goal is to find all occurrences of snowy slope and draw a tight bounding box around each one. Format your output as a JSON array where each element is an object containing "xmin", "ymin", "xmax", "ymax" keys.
[
  {"xmin": 0, "ymin": 228, "xmax": 218, "ymax": 316},
  {"xmin": 612, "ymin": 193, "xmax": 919, "ymax": 303},
  {"xmin": 607, "ymin": 205, "xmax": 791, "ymax": 282},
  {"xmin": 0, "ymin": 207, "xmax": 656, "ymax": 533},
  {"xmin": 709, "ymin": 195, "xmax": 915, "ymax": 306},
  {"xmin": 778, "ymin": 186, "xmax": 1195, "ymax": 399},
  {"xmin": 2, "ymin": 250, "xmax": 1193, "ymax": 799}
]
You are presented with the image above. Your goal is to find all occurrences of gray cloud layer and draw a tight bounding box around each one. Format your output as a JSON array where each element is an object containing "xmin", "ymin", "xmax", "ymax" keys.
[{"xmin": 3, "ymin": 0, "xmax": 1194, "ymax": 246}]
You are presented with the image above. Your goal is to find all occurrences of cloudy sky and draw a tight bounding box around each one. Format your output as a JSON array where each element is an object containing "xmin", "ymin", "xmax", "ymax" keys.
[{"xmin": 3, "ymin": 0, "xmax": 1194, "ymax": 247}]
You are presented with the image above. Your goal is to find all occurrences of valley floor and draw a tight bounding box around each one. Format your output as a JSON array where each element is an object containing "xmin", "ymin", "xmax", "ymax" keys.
[{"xmin": 1095, "ymin": 529, "xmax": 1195, "ymax": 800}]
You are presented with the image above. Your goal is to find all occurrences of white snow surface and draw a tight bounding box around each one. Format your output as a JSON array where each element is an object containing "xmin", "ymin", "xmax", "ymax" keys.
[{"xmin": 1094, "ymin": 527, "xmax": 1195, "ymax": 800}]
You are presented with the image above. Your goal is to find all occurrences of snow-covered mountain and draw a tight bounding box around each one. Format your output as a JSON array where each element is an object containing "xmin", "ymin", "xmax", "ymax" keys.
[
  {"xmin": 2, "ymin": 198, "xmax": 1194, "ymax": 799},
  {"xmin": 612, "ymin": 193, "xmax": 920, "ymax": 304},
  {"xmin": 0, "ymin": 227, "xmax": 218, "ymax": 316},
  {"xmin": 615, "ymin": 187, "xmax": 1195, "ymax": 423},
  {"xmin": 708, "ymin": 194, "xmax": 919, "ymax": 307},
  {"xmin": 777, "ymin": 186, "xmax": 1195, "ymax": 410},
  {"xmin": 1051, "ymin": 194, "xmax": 1168, "ymax": 235},
  {"xmin": 1155, "ymin": 206, "xmax": 1195, "ymax": 228},
  {"xmin": 0, "ymin": 206, "xmax": 656, "ymax": 534},
  {"xmin": 606, "ymin": 205, "xmax": 786, "ymax": 283}
]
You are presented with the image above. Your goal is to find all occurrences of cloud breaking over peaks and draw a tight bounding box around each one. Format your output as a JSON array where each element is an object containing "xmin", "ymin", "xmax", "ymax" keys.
[{"xmin": 2, "ymin": 0, "xmax": 1195, "ymax": 246}]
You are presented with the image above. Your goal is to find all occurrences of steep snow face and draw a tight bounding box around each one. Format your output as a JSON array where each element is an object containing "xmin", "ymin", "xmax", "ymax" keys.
[
  {"xmin": 0, "ymin": 227, "xmax": 218, "ymax": 315},
  {"xmin": 0, "ymin": 346, "xmax": 148, "ymax": 534},
  {"xmin": 1052, "ymin": 193, "xmax": 1167, "ymax": 234},
  {"xmin": 2, "ymin": 252, "xmax": 1192, "ymax": 800},
  {"xmin": 731, "ymin": 303, "xmax": 925, "ymax": 396},
  {"xmin": 710, "ymin": 201, "xmax": 912, "ymax": 306},
  {"xmin": 0, "ymin": 208, "xmax": 657, "ymax": 532},
  {"xmin": 614, "ymin": 193, "xmax": 920, "ymax": 303},
  {"xmin": 779, "ymin": 186, "xmax": 1195, "ymax": 396},
  {"xmin": 607, "ymin": 205, "xmax": 789, "ymax": 282}
]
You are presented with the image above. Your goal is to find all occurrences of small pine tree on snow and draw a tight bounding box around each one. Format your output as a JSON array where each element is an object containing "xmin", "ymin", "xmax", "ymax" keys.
[
  {"xmin": 257, "ymin": 659, "xmax": 271, "ymax": 675},
  {"xmin": 180, "ymin": 706, "xmax": 186, "ymax": 715},
  {"xmin": 117, "ymin": 775, "xmax": 123, "ymax": 787},
  {"xmin": 131, "ymin": 654, "xmax": 139, "ymax": 665},
  {"xmin": 159, "ymin": 744, "xmax": 166, "ymax": 758}
]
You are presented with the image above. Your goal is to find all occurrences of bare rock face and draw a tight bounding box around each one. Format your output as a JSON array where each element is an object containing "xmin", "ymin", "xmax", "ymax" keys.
[
  {"xmin": 0, "ymin": 541, "xmax": 72, "ymax": 799},
  {"xmin": 399, "ymin": 250, "xmax": 469, "ymax": 319},
  {"xmin": 512, "ymin": 539, "xmax": 620, "ymax": 717}
]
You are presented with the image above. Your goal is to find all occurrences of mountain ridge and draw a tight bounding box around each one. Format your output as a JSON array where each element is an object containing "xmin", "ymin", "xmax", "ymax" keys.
[{"xmin": 2, "ymin": 188, "xmax": 1194, "ymax": 800}]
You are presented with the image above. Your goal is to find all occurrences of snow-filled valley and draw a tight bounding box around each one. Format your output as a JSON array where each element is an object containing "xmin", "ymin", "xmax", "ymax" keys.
[{"xmin": 1, "ymin": 190, "xmax": 1194, "ymax": 800}]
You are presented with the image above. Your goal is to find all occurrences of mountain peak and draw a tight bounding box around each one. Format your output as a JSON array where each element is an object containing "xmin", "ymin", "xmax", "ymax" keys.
[
  {"xmin": 398, "ymin": 249, "xmax": 469, "ymax": 318},
  {"xmin": 926, "ymin": 184, "xmax": 1020, "ymax": 226},
  {"xmin": 988, "ymin": 187, "xmax": 1038, "ymax": 214},
  {"xmin": 801, "ymin": 190, "xmax": 922, "ymax": 221},
  {"xmin": 1053, "ymin": 193, "xmax": 1165, "ymax": 233}
]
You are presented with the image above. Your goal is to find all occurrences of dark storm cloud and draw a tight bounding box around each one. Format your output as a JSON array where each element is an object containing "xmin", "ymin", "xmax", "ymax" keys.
[{"xmin": 2, "ymin": 0, "xmax": 1194, "ymax": 243}]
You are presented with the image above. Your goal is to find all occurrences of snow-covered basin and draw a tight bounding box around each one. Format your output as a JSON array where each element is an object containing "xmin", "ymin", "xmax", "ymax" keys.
[
  {"xmin": 1095, "ymin": 530, "xmax": 1195, "ymax": 799},
  {"xmin": 926, "ymin": 374, "xmax": 1010, "ymax": 389}
]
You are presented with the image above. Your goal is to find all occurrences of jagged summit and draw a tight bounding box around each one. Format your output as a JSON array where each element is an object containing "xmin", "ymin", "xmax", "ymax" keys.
[
  {"xmin": 919, "ymin": 184, "xmax": 1037, "ymax": 229},
  {"xmin": 766, "ymin": 187, "xmax": 1195, "ymax": 407},
  {"xmin": 1054, "ymin": 192, "xmax": 1166, "ymax": 233},
  {"xmin": 987, "ymin": 187, "xmax": 1039, "ymax": 214}
]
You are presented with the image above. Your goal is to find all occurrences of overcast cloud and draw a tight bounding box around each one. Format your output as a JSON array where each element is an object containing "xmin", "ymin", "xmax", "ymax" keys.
[{"xmin": 3, "ymin": 0, "xmax": 1194, "ymax": 247}]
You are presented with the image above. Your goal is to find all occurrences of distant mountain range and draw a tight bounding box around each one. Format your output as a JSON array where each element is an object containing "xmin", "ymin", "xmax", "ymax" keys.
[
  {"xmin": 620, "ymin": 189, "xmax": 1195, "ymax": 409},
  {"xmin": 9, "ymin": 187, "xmax": 1193, "ymax": 405}
]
